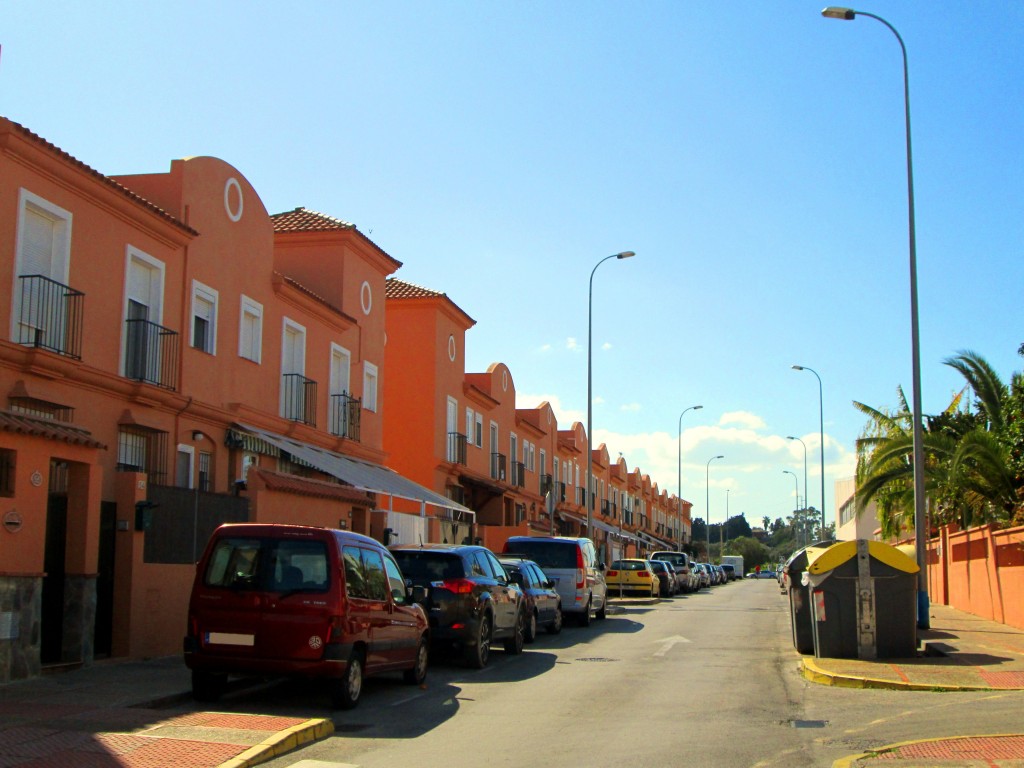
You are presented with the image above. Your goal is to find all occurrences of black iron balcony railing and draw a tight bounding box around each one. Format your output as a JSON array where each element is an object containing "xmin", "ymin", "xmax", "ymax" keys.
[
  {"xmin": 540, "ymin": 473, "xmax": 553, "ymax": 497},
  {"xmin": 282, "ymin": 373, "xmax": 317, "ymax": 426},
  {"xmin": 602, "ymin": 499, "xmax": 617, "ymax": 518},
  {"xmin": 329, "ymin": 392, "xmax": 361, "ymax": 441},
  {"xmin": 124, "ymin": 319, "xmax": 179, "ymax": 390},
  {"xmin": 16, "ymin": 275, "xmax": 85, "ymax": 359},
  {"xmin": 575, "ymin": 486, "xmax": 587, "ymax": 507},
  {"xmin": 491, "ymin": 452, "xmax": 507, "ymax": 481},
  {"xmin": 447, "ymin": 432, "xmax": 467, "ymax": 464},
  {"xmin": 555, "ymin": 480, "xmax": 566, "ymax": 502},
  {"xmin": 511, "ymin": 461, "xmax": 526, "ymax": 488}
]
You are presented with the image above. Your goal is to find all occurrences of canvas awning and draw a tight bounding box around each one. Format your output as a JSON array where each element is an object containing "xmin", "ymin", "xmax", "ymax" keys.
[{"xmin": 230, "ymin": 424, "xmax": 473, "ymax": 517}]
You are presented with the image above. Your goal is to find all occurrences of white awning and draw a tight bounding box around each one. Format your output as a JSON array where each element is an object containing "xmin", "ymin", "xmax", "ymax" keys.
[{"xmin": 233, "ymin": 423, "xmax": 473, "ymax": 517}]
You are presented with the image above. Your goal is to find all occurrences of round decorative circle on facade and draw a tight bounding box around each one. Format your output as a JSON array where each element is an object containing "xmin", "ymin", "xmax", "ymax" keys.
[
  {"xmin": 448, "ymin": 335, "xmax": 456, "ymax": 362},
  {"xmin": 360, "ymin": 281, "xmax": 372, "ymax": 315},
  {"xmin": 224, "ymin": 177, "xmax": 244, "ymax": 222},
  {"xmin": 502, "ymin": 369, "xmax": 508, "ymax": 391}
]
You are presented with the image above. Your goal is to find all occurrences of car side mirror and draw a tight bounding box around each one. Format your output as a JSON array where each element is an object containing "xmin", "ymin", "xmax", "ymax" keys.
[
  {"xmin": 409, "ymin": 585, "xmax": 427, "ymax": 604},
  {"xmin": 544, "ymin": 580, "xmax": 555, "ymax": 589}
]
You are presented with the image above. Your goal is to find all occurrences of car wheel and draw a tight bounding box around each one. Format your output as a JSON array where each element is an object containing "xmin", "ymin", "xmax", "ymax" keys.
[
  {"xmin": 191, "ymin": 670, "xmax": 226, "ymax": 703},
  {"xmin": 504, "ymin": 608, "xmax": 525, "ymax": 655},
  {"xmin": 403, "ymin": 636, "xmax": 429, "ymax": 685},
  {"xmin": 524, "ymin": 609, "xmax": 538, "ymax": 644},
  {"xmin": 330, "ymin": 650, "xmax": 364, "ymax": 710},
  {"xmin": 465, "ymin": 613, "xmax": 492, "ymax": 669},
  {"xmin": 547, "ymin": 605, "xmax": 563, "ymax": 635},
  {"xmin": 578, "ymin": 599, "xmax": 592, "ymax": 627},
  {"xmin": 596, "ymin": 598, "xmax": 607, "ymax": 620}
]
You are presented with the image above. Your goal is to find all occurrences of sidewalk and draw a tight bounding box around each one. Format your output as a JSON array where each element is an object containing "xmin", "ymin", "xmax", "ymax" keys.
[
  {"xmin": 0, "ymin": 656, "xmax": 332, "ymax": 767},
  {"xmin": 802, "ymin": 603, "xmax": 1024, "ymax": 767}
]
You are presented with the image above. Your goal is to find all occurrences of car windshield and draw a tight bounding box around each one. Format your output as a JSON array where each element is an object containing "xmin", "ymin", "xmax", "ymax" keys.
[
  {"xmin": 504, "ymin": 540, "xmax": 577, "ymax": 569},
  {"xmin": 391, "ymin": 550, "xmax": 464, "ymax": 581}
]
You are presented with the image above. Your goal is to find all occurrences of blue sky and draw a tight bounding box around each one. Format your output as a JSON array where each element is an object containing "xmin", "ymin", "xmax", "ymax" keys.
[{"xmin": 4, "ymin": 1, "xmax": 1022, "ymax": 530}]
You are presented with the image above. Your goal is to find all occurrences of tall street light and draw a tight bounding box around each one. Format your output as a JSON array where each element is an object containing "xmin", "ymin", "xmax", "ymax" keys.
[
  {"xmin": 792, "ymin": 365, "xmax": 825, "ymax": 537},
  {"xmin": 587, "ymin": 251, "xmax": 636, "ymax": 542},
  {"xmin": 787, "ymin": 435, "xmax": 809, "ymax": 516},
  {"xmin": 722, "ymin": 488, "xmax": 730, "ymax": 553},
  {"xmin": 822, "ymin": 6, "xmax": 928, "ymax": 629},
  {"xmin": 678, "ymin": 404, "xmax": 703, "ymax": 544},
  {"xmin": 705, "ymin": 455, "xmax": 724, "ymax": 560},
  {"xmin": 783, "ymin": 469, "xmax": 800, "ymax": 544}
]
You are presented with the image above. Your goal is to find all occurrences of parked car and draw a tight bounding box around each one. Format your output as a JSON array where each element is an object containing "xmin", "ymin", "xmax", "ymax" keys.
[
  {"xmin": 501, "ymin": 536, "xmax": 608, "ymax": 626},
  {"xmin": 648, "ymin": 550, "xmax": 694, "ymax": 593},
  {"xmin": 499, "ymin": 557, "xmax": 563, "ymax": 640},
  {"xmin": 390, "ymin": 544, "xmax": 525, "ymax": 668},
  {"xmin": 184, "ymin": 524, "xmax": 430, "ymax": 710},
  {"xmin": 606, "ymin": 558, "xmax": 660, "ymax": 597},
  {"xmin": 720, "ymin": 563, "xmax": 736, "ymax": 581},
  {"xmin": 649, "ymin": 560, "xmax": 677, "ymax": 597},
  {"xmin": 712, "ymin": 564, "xmax": 726, "ymax": 585},
  {"xmin": 693, "ymin": 562, "xmax": 712, "ymax": 589}
]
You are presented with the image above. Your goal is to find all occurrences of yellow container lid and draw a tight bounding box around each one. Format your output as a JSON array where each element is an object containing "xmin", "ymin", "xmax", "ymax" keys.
[{"xmin": 806, "ymin": 539, "xmax": 919, "ymax": 575}]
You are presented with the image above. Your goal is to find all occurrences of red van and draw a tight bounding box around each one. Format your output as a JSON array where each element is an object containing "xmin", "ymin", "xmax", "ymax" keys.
[{"xmin": 184, "ymin": 523, "xmax": 429, "ymax": 709}]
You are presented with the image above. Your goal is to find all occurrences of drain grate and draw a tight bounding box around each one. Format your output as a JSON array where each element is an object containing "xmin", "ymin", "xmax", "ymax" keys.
[
  {"xmin": 332, "ymin": 723, "xmax": 372, "ymax": 733},
  {"xmin": 789, "ymin": 720, "xmax": 828, "ymax": 729},
  {"xmin": 574, "ymin": 657, "xmax": 618, "ymax": 663}
]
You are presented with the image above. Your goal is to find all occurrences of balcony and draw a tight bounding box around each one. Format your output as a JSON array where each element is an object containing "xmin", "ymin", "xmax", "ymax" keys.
[
  {"xmin": 329, "ymin": 392, "xmax": 361, "ymax": 441},
  {"xmin": 575, "ymin": 487, "xmax": 587, "ymax": 507},
  {"xmin": 16, "ymin": 275, "xmax": 85, "ymax": 359},
  {"xmin": 281, "ymin": 373, "xmax": 317, "ymax": 426},
  {"xmin": 539, "ymin": 473, "xmax": 553, "ymax": 496},
  {"xmin": 447, "ymin": 432, "xmax": 467, "ymax": 464},
  {"xmin": 555, "ymin": 480, "xmax": 566, "ymax": 502},
  {"xmin": 125, "ymin": 319, "xmax": 179, "ymax": 390},
  {"xmin": 511, "ymin": 461, "xmax": 525, "ymax": 488},
  {"xmin": 491, "ymin": 452, "xmax": 507, "ymax": 481},
  {"xmin": 602, "ymin": 499, "xmax": 617, "ymax": 518}
]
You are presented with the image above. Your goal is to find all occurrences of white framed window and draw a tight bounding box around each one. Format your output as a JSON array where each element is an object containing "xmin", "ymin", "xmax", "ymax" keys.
[
  {"xmin": 12, "ymin": 189, "xmax": 72, "ymax": 347},
  {"xmin": 466, "ymin": 407, "xmax": 475, "ymax": 444},
  {"xmin": 239, "ymin": 295, "xmax": 263, "ymax": 363},
  {"xmin": 489, "ymin": 421, "xmax": 498, "ymax": 455},
  {"xmin": 176, "ymin": 444, "xmax": 196, "ymax": 488},
  {"xmin": 330, "ymin": 344, "xmax": 354, "ymax": 437},
  {"xmin": 122, "ymin": 246, "xmax": 166, "ymax": 381},
  {"xmin": 191, "ymin": 280, "xmax": 218, "ymax": 354},
  {"xmin": 474, "ymin": 413, "xmax": 483, "ymax": 448},
  {"xmin": 280, "ymin": 318, "xmax": 307, "ymax": 419},
  {"xmin": 363, "ymin": 361, "xmax": 379, "ymax": 412},
  {"xmin": 510, "ymin": 433, "xmax": 518, "ymax": 466},
  {"xmin": 239, "ymin": 452, "xmax": 258, "ymax": 483}
]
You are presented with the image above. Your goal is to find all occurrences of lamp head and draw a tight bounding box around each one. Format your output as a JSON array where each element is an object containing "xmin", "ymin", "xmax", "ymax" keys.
[
  {"xmin": 792, "ymin": 364, "xmax": 804, "ymax": 371},
  {"xmin": 787, "ymin": 435, "xmax": 797, "ymax": 441},
  {"xmin": 616, "ymin": 251, "xmax": 636, "ymax": 259},
  {"xmin": 821, "ymin": 6, "xmax": 856, "ymax": 20},
  {"xmin": 714, "ymin": 454, "xmax": 724, "ymax": 460},
  {"xmin": 694, "ymin": 405, "xmax": 704, "ymax": 410}
]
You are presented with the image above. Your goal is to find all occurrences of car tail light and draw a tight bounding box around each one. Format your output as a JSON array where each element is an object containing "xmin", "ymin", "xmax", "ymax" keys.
[
  {"xmin": 607, "ymin": 570, "xmax": 618, "ymax": 577},
  {"xmin": 639, "ymin": 571, "xmax": 650, "ymax": 578},
  {"xmin": 442, "ymin": 578, "xmax": 475, "ymax": 595},
  {"xmin": 189, "ymin": 615, "xmax": 199, "ymax": 638},
  {"xmin": 576, "ymin": 548, "xmax": 585, "ymax": 589}
]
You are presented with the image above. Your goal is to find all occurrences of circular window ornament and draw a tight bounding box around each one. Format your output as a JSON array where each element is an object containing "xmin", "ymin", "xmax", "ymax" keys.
[
  {"xmin": 224, "ymin": 178, "xmax": 244, "ymax": 222},
  {"xmin": 502, "ymin": 369, "xmax": 508, "ymax": 392},
  {"xmin": 360, "ymin": 281, "xmax": 373, "ymax": 315},
  {"xmin": 448, "ymin": 335, "xmax": 456, "ymax": 362}
]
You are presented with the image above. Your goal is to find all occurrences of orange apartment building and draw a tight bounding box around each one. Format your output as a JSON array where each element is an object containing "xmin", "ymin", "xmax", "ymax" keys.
[
  {"xmin": 382, "ymin": 278, "xmax": 694, "ymax": 565},
  {"xmin": 0, "ymin": 117, "xmax": 466, "ymax": 682},
  {"xmin": 0, "ymin": 116, "xmax": 692, "ymax": 683}
]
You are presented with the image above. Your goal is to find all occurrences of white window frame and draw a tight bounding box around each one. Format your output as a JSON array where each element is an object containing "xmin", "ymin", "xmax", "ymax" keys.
[
  {"xmin": 363, "ymin": 361, "xmax": 379, "ymax": 412},
  {"xmin": 238, "ymin": 294, "xmax": 263, "ymax": 363},
  {"xmin": 121, "ymin": 246, "xmax": 166, "ymax": 378},
  {"xmin": 176, "ymin": 444, "xmax": 196, "ymax": 488},
  {"xmin": 190, "ymin": 280, "xmax": 218, "ymax": 355},
  {"xmin": 474, "ymin": 412, "xmax": 483, "ymax": 448},
  {"xmin": 12, "ymin": 189, "xmax": 72, "ymax": 344},
  {"xmin": 466, "ymin": 407, "xmax": 475, "ymax": 444}
]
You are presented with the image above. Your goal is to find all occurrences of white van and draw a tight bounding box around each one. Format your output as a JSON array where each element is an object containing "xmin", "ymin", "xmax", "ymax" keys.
[{"xmin": 502, "ymin": 536, "xmax": 607, "ymax": 625}]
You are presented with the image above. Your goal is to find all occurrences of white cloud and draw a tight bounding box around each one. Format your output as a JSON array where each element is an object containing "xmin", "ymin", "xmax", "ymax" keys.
[
  {"xmin": 601, "ymin": 342, "xmax": 612, "ymax": 350},
  {"xmin": 538, "ymin": 343, "xmax": 552, "ymax": 353},
  {"xmin": 620, "ymin": 402, "xmax": 641, "ymax": 412},
  {"xmin": 566, "ymin": 337, "xmax": 580, "ymax": 352},
  {"xmin": 719, "ymin": 410, "xmax": 766, "ymax": 429}
]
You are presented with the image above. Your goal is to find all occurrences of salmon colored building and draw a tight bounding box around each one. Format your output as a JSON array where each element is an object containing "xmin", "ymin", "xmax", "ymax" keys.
[
  {"xmin": 0, "ymin": 118, "xmax": 465, "ymax": 682},
  {"xmin": 383, "ymin": 278, "xmax": 694, "ymax": 564}
]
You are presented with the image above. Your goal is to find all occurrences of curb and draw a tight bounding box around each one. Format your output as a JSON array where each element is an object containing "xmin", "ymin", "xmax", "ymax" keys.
[
  {"xmin": 217, "ymin": 717, "xmax": 334, "ymax": 768},
  {"xmin": 800, "ymin": 656, "xmax": 993, "ymax": 693},
  {"xmin": 831, "ymin": 733, "xmax": 1024, "ymax": 767}
]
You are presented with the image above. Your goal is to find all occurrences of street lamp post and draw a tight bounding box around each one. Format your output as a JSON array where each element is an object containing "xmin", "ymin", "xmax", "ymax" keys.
[
  {"xmin": 783, "ymin": 469, "xmax": 800, "ymax": 543},
  {"xmin": 787, "ymin": 434, "xmax": 809, "ymax": 520},
  {"xmin": 586, "ymin": 251, "xmax": 636, "ymax": 545},
  {"xmin": 723, "ymin": 488, "xmax": 730, "ymax": 553},
  {"xmin": 705, "ymin": 455, "xmax": 724, "ymax": 560},
  {"xmin": 678, "ymin": 405, "xmax": 703, "ymax": 544},
  {"xmin": 821, "ymin": 6, "xmax": 928, "ymax": 629},
  {"xmin": 792, "ymin": 365, "xmax": 826, "ymax": 538}
]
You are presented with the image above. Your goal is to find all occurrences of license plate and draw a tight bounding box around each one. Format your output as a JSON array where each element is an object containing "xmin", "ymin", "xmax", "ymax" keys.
[{"xmin": 206, "ymin": 632, "xmax": 255, "ymax": 646}]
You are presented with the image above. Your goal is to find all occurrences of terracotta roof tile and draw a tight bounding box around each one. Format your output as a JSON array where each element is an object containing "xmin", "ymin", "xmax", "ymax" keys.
[
  {"xmin": 385, "ymin": 278, "xmax": 447, "ymax": 300},
  {"xmin": 253, "ymin": 468, "xmax": 374, "ymax": 506},
  {"xmin": 270, "ymin": 207, "xmax": 355, "ymax": 233},
  {"xmin": 0, "ymin": 410, "xmax": 106, "ymax": 449},
  {"xmin": 2, "ymin": 118, "xmax": 197, "ymax": 237}
]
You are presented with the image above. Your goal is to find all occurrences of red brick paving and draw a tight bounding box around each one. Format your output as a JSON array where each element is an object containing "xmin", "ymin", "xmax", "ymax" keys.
[{"xmin": 875, "ymin": 736, "xmax": 1024, "ymax": 761}]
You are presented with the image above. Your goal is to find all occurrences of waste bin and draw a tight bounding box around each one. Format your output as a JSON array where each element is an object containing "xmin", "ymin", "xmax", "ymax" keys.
[
  {"xmin": 784, "ymin": 546, "xmax": 825, "ymax": 654},
  {"xmin": 805, "ymin": 539, "xmax": 918, "ymax": 660}
]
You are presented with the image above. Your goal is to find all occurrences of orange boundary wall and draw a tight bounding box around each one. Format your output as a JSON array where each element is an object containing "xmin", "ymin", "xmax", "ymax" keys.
[{"xmin": 926, "ymin": 523, "xmax": 1024, "ymax": 631}]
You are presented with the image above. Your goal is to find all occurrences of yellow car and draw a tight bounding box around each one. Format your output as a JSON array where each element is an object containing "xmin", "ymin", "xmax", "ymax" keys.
[{"xmin": 606, "ymin": 559, "xmax": 660, "ymax": 597}]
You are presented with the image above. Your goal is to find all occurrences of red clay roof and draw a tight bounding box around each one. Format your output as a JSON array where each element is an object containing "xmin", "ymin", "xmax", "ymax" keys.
[
  {"xmin": 253, "ymin": 468, "xmax": 374, "ymax": 506},
  {"xmin": 270, "ymin": 207, "xmax": 355, "ymax": 232},
  {"xmin": 385, "ymin": 278, "xmax": 446, "ymax": 300},
  {"xmin": 1, "ymin": 118, "xmax": 197, "ymax": 237},
  {"xmin": 0, "ymin": 410, "xmax": 106, "ymax": 449}
]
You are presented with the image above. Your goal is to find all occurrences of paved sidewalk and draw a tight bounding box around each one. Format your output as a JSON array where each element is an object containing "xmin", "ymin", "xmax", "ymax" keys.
[
  {"xmin": 0, "ymin": 656, "xmax": 332, "ymax": 768},
  {"xmin": 802, "ymin": 603, "xmax": 1024, "ymax": 767}
]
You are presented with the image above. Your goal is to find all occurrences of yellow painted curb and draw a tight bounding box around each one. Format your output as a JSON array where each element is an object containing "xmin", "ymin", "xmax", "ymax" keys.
[
  {"xmin": 217, "ymin": 718, "xmax": 335, "ymax": 768},
  {"xmin": 800, "ymin": 656, "xmax": 991, "ymax": 692},
  {"xmin": 831, "ymin": 733, "xmax": 1024, "ymax": 767}
]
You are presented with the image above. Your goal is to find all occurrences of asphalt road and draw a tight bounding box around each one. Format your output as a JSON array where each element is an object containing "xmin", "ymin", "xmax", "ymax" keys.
[{"xmin": 206, "ymin": 578, "xmax": 1024, "ymax": 768}]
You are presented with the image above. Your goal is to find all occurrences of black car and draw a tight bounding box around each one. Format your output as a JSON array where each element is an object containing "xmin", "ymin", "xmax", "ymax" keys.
[
  {"xmin": 390, "ymin": 544, "xmax": 525, "ymax": 668},
  {"xmin": 499, "ymin": 557, "xmax": 563, "ymax": 641},
  {"xmin": 649, "ymin": 560, "xmax": 677, "ymax": 597}
]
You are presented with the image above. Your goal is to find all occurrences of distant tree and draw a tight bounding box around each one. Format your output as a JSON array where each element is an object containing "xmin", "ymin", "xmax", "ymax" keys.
[{"xmin": 762, "ymin": 516, "xmax": 771, "ymax": 530}]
